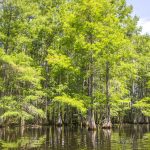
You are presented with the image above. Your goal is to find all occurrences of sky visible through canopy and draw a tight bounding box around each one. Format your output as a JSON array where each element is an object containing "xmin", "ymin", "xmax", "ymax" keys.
[{"xmin": 126, "ymin": 0, "xmax": 150, "ymax": 34}]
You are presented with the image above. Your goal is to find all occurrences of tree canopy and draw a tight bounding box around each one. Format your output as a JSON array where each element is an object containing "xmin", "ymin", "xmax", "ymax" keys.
[{"xmin": 0, "ymin": 0, "xmax": 149, "ymax": 128}]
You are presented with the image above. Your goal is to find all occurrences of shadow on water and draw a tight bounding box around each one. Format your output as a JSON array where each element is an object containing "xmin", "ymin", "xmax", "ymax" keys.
[{"xmin": 0, "ymin": 125, "xmax": 150, "ymax": 150}]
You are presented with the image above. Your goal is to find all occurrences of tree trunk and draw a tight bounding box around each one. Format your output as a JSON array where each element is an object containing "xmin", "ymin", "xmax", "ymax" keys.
[
  {"xmin": 21, "ymin": 117, "xmax": 25, "ymax": 127},
  {"xmin": 57, "ymin": 103, "xmax": 62, "ymax": 126},
  {"xmin": 88, "ymin": 54, "xmax": 96, "ymax": 130},
  {"xmin": 57, "ymin": 113, "xmax": 62, "ymax": 127},
  {"xmin": 102, "ymin": 61, "xmax": 112, "ymax": 129},
  {"xmin": 88, "ymin": 108, "xmax": 96, "ymax": 130}
]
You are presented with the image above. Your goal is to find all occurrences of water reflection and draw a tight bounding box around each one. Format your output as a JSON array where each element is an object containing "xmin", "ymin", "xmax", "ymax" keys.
[
  {"xmin": 87, "ymin": 131, "xmax": 96, "ymax": 148},
  {"xmin": 0, "ymin": 125, "xmax": 150, "ymax": 150}
]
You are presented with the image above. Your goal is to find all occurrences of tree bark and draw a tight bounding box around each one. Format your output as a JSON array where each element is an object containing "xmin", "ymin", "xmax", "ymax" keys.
[
  {"xmin": 57, "ymin": 113, "xmax": 62, "ymax": 127},
  {"xmin": 88, "ymin": 53, "xmax": 96, "ymax": 130},
  {"xmin": 102, "ymin": 61, "xmax": 112, "ymax": 129}
]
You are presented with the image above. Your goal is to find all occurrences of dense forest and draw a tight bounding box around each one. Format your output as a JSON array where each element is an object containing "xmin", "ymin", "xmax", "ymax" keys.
[{"xmin": 0, "ymin": 0, "xmax": 149, "ymax": 130}]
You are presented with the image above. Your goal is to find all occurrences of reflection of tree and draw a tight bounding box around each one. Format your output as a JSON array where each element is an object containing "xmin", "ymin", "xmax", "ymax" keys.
[
  {"xmin": 56, "ymin": 127, "xmax": 63, "ymax": 147},
  {"xmin": 87, "ymin": 131, "xmax": 96, "ymax": 148},
  {"xmin": 111, "ymin": 125, "xmax": 150, "ymax": 150},
  {"xmin": 130, "ymin": 125, "xmax": 150, "ymax": 150},
  {"xmin": 138, "ymin": 132, "xmax": 150, "ymax": 149},
  {"xmin": 100, "ymin": 129, "xmax": 111, "ymax": 149},
  {"xmin": 102, "ymin": 129, "xmax": 111, "ymax": 139},
  {"xmin": 0, "ymin": 127, "xmax": 46, "ymax": 149},
  {"xmin": 1, "ymin": 125, "xmax": 150, "ymax": 149},
  {"xmin": 0, "ymin": 135, "xmax": 46, "ymax": 149}
]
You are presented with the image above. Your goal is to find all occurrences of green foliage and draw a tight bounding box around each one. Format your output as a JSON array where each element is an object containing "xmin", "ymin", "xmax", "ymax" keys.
[
  {"xmin": 134, "ymin": 97, "xmax": 150, "ymax": 116},
  {"xmin": 0, "ymin": 0, "xmax": 149, "ymax": 125},
  {"xmin": 54, "ymin": 94, "xmax": 87, "ymax": 113}
]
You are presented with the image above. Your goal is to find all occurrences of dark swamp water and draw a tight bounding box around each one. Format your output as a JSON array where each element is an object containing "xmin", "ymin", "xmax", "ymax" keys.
[{"xmin": 0, "ymin": 125, "xmax": 150, "ymax": 150}]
